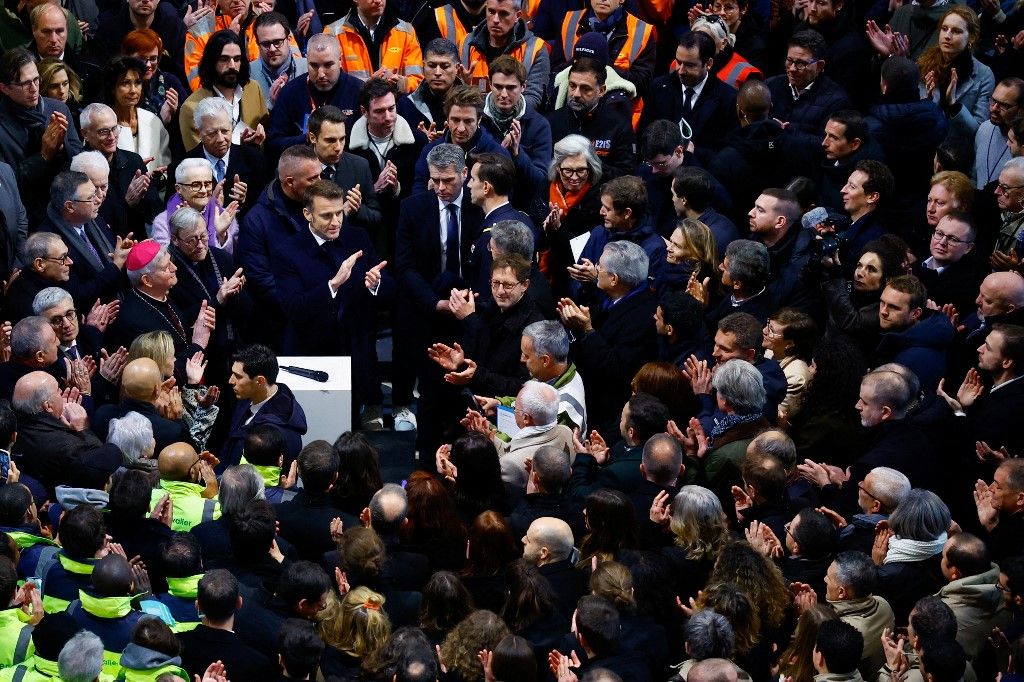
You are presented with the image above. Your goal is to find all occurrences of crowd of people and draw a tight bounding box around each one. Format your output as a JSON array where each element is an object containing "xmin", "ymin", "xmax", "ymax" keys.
[{"xmin": 0, "ymin": 0, "xmax": 1022, "ymax": 678}]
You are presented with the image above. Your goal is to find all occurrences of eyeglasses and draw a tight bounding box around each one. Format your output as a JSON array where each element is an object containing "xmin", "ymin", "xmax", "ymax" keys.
[
  {"xmin": 40, "ymin": 253, "xmax": 71, "ymax": 265},
  {"xmin": 178, "ymin": 232, "xmax": 209, "ymax": 248},
  {"xmin": 785, "ymin": 57, "xmax": 818, "ymax": 70},
  {"xmin": 858, "ymin": 483, "xmax": 879, "ymax": 501},
  {"xmin": 931, "ymin": 228, "xmax": 973, "ymax": 245},
  {"xmin": 47, "ymin": 309, "xmax": 77, "ymax": 327},
  {"xmin": 783, "ymin": 522, "xmax": 795, "ymax": 538},
  {"xmin": 991, "ymin": 96, "xmax": 1019, "ymax": 111},
  {"xmin": 996, "ymin": 182, "xmax": 1024, "ymax": 194},
  {"xmin": 763, "ymin": 323, "xmax": 783, "ymax": 338},
  {"xmin": 180, "ymin": 180, "xmax": 215, "ymax": 192},
  {"xmin": 93, "ymin": 125, "xmax": 121, "ymax": 139},
  {"xmin": 702, "ymin": 13, "xmax": 726, "ymax": 25},
  {"xmin": 136, "ymin": 55, "xmax": 160, "ymax": 65},
  {"xmin": 69, "ymin": 191, "xmax": 101, "ymax": 203},
  {"xmin": 257, "ymin": 37, "xmax": 287, "ymax": 49},
  {"xmin": 11, "ymin": 76, "xmax": 40, "ymax": 89},
  {"xmin": 559, "ymin": 166, "xmax": 589, "ymax": 178},
  {"xmin": 996, "ymin": 581, "xmax": 1012, "ymax": 593},
  {"xmin": 490, "ymin": 279, "xmax": 523, "ymax": 292}
]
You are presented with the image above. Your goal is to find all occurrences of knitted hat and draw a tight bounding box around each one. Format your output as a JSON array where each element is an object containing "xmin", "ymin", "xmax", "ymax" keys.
[
  {"xmin": 125, "ymin": 240, "xmax": 162, "ymax": 271},
  {"xmin": 573, "ymin": 32, "xmax": 610, "ymax": 67}
]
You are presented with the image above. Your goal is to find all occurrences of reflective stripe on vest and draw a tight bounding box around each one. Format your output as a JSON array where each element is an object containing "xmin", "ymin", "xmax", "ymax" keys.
[
  {"xmin": 462, "ymin": 36, "xmax": 544, "ymax": 78},
  {"xmin": 620, "ymin": 14, "xmax": 652, "ymax": 68},
  {"xmin": 561, "ymin": 10, "xmax": 585, "ymax": 62},
  {"xmin": 720, "ymin": 55, "xmax": 761, "ymax": 89},
  {"xmin": 436, "ymin": 5, "xmax": 467, "ymax": 44},
  {"xmin": 13, "ymin": 625, "xmax": 32, "ymax": 666}
]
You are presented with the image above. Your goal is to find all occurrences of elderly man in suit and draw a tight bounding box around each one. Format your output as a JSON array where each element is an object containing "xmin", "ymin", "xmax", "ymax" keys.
[
  {"xmin": 394, "ymin": 142, "xmax": 484, "ymax": 447},
  {"xmin": 179, "ymin": 98, "xmax": 265, "ymax": 217},
  {"xmin": 272, "ymin": 179, "xmax": 392, "ymax": 428}
]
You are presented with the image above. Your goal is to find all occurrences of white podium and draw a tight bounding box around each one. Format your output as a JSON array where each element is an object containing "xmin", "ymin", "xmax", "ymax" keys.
[{"xmin": 276, "ymin": 356, "xmax": 352, "ymax": 445}]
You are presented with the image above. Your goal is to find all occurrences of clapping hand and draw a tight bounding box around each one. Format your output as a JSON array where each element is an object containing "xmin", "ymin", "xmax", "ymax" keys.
[
  {"xmin": 650, "ymin": 489, "xmax": 672, "ymax": 525},
  {"xmin": 667, "ymin": 417, "xmax": 708, "ymax": 458},
  {"xmin": 216, "ymin": 267, "xmax": 245, "ymax": 303},
  {"xmin": 427, "ymin": 342, "xmax": 465, "ymax": 371}
]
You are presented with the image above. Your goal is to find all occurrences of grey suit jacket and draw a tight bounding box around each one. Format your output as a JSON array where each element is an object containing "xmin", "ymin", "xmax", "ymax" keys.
[
  {"xmin": 0, "ymin": 160, "xmax": 27, "ymax": 278},
  {"xmin": 496, "ymin": 424, "xmax": 575, "ymax": 489}
]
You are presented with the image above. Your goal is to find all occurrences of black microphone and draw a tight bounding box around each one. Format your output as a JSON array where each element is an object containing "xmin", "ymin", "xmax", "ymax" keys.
[{"xmin": 280, "ymin": 365, "xmax": 330, "ymax": 382}]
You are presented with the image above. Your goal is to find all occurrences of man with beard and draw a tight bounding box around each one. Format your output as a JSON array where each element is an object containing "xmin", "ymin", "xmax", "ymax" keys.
[
  {"xmin": 0, "ymin": 48, "xmax": 83, "ymax": 227},
  {"xmin": 976, "ymin": 78, "xmax": 1023, "ymax": 190},
  {"xmin": 249, "ymin": 12, "xmax": 307, "ymax": 111},
  {"xmin": 179, "ymin": 29, "xmax": 268, "ymax": 153},
  {"xmin": 547, "ymin": 58, "xmax": 635, "ymax": 181},
  {"xmin": 268, "ymin": 34, "xmax": 362, "ymax": 159},
  {"xmin": 78, "ymin": 104, "xmax": 163, "ymax": 239}
]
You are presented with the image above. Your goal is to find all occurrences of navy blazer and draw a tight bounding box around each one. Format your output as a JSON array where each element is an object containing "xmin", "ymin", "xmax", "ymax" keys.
[
  {"xmin": 273, "ymin": 225, "xmax": 393, "ymax": 356},
  {"xmin": 640, "ymin": 72, "xmax": 739, "ymax": 162},
  {"xmin": 181, "ymin": 143, "xmax": 267, "ymax": 217},
  {"xmin": 470, "ymin": 202, "xmax": 539, "ymax": 299},
  {"xmin": 395, "ymin": 190, "xmax": 485, "ymax": 315}
]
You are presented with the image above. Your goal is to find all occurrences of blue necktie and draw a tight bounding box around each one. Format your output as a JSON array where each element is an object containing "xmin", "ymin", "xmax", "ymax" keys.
[
  {"xmin": 214, "ymin": 158, "xmax": 226, "ymax": 184},
  {"xmin": 445, "ymin": 203, "xmax": 460, "ymax": 276}
]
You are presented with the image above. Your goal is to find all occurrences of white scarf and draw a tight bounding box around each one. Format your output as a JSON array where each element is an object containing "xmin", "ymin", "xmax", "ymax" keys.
[{"xmin": 884, "ymin": 533, "xmax": 947, "ymax": 565}]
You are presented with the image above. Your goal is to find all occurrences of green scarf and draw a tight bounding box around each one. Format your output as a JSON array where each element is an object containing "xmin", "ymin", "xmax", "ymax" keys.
[
  {"xmin": 166, "ymin": 574, "xmax": 203, "ymax": 599},
  {"xmin": 6, "ymin": 530, "xmax": 57, "ymax": 549},
  {"xmin": 240, "ymin": 456, "xmax": 281, "ymax": 489},
  {"xmin": 79, "ymin": 590, "xmax": 133, "ymax": 618}
]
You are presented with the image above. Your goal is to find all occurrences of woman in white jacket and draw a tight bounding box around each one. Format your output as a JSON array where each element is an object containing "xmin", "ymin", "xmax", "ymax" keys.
[{"xmin": 104, "ymin": 55, "xmax": 171, "ymax": 172}]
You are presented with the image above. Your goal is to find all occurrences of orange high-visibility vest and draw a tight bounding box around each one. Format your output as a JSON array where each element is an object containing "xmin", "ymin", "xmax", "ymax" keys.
[
  {"xmin": 717, "ymin": 50, "xmax": 763, "ymax": 89},
  {"xmin": 460, "ymin": 34, "xmax": 547, "ymax": 86},
  {"xmin": 184, "ymin": 15, "xmax": 301, "ymax": 91},
  {"xmin": 435, "ymin": 4, "xmax": 470, "ymax": 45},
  {"xmin": 323, "ymin": 16, "xmax": 424, "ymax": 92},
  {"xmin": 560, "ymin": 10, "xmax": 653, "ymax": 129}
]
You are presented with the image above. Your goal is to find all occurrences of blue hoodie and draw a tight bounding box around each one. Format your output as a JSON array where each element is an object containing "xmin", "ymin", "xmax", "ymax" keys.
[{"xmin": 218, "ymin": 383, "xmax": 308, "ymax": 472}]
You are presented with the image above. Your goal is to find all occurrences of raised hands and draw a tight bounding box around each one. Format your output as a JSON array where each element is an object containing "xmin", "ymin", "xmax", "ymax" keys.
[
  {"xmin": 99, "ymin": 346, "xmax": 129, "ymax": 384},
  {"xmin": 41, "ymin": 111, "xmax": 68, "ymax": 161},
  {"xmin": 192, "ymin": 300, "xmax": 217, "ymax": 348},
  {"xmin": 447, "ymin": 287, "xmax": 475, "ymax": 319},
  {"xmin": 86, "ymin": 298, "xmax": 120, "ymax": 331},
  {"xmin": 744, "ymin": 519, "xmax": 783, "ymax": 559},
  {"xmin": 160, "ymin": 87, "xmax": 179, "ymax": 126},
  {"xmin": 428, "ymin": 341, "xmax": 465, "ymax": 371},
  {"xmin": 573, "ymin": 427, "xmax": 610, "ymax": 463},
  {"xmin": 865, "ymin": 20, "xmax": 909, "ymax": 57},
  {"xmin": 374, "ymin": 160, "xmax": 400, "ymax": 194},
  {"xmin": 686, "ymin": 270, "xmax": 711, "ymax": 306},
  {"xmin": 682, "ymin": 354, "xmax": 712, "ymax": 395},
  {"xmin": 667, "ymin": 417, "xmax": 708, "ymax": 459},
  {"xmin": 240, "ymin": 123, "xmax": 266, "ymax": 147},
  {"xmin": 436, "ymin": 443, "xmax": 458, "ymax": 482},
  {"xmin": 417, "ymin": 121, "xmax": 445, "ymax": 142},
  {"xmin": 566, "ymin": 257, "xmax": 598, "ymax": 283},
  {"xmin": 650, "ymin": 489, "xmax": 672, "ymax": 525},
  {"xmin": 460, "ymin": 409, "xmax": 495, "ymax": 438},
  {"xmin": 974, "ymin": 478, "xmax": 999, "ymax": 531},
  {"xmin": 365, "ymin": 260, "xmax": 387, "ymax": 293},
  {"xmin": 330, "ymin": 250, "xmax": 363, "ymax": 293},
  {"xmin": 343, "ymin": 183, "xmax": 363, "ymax": 217},
  {"xmin": 871, "ymin": 520, "xmax": 894, "ymax": 565},
  {"xmin": 556, "ymin": 298, "xmax": 593, "ymax": 333},
  {"xmin": 228, "ymin": 174, "xmax": 247, "ymax": 206}
]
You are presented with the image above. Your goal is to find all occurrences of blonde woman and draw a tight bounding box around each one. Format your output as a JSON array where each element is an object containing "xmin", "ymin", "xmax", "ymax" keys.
[{"xmin": 318, "ymin": 586, "xmax": 391, "ymax": 679}]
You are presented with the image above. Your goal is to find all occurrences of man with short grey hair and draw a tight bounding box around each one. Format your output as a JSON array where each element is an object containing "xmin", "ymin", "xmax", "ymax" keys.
[
  {"xmin": 465, "ymin": 380, "xmax": 574, "ymax": 488},
  {"xmin": 361, "ymin": 482, "xmax": 430, "ymax": 590},
  {"xmin": 182, "ymin": 97, "xmax": 264, "ymax": 216},
  {"xmin": 991, "ymin": 157, "xmax": 1024, "ymax": 271},
  {"xmin": 0, "ymin": 316, "xmax": 66, "ymax": 399},
  {"xmin": 393, "ymin": 142, "xmax": 485, "ymax": 442},
  {"xmin": 703, "ymin": 239, "xmax": 774, "ymax": 329},
  {"xmin": 4, "ymin": 233, "xmax": 74, "ymax": 323},
  {"xmin": 57, "ymin": 629, "xmax": 105, "ymax": 682},
  {"xmin": 558, "ymin": 240, "xmax": 658, "ymax": 438}
]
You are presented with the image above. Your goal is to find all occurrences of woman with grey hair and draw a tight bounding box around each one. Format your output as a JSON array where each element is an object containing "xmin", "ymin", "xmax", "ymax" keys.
[
  {"xmin": 874, "ymin": 488, "xmax": 952, "ymax": 623},
  {"xmin": 150, "ymin": 157, "xmax": 239, "ymax": 253},
  {"xmin": 655, "ymin": 485, "xmax": 730, "ymax": 601},
  {"xmin": 533, "ymin": 134, "xmax": 604, "ymax": 296},
  {"xmin": 107, "ymin": 410, "xmax": 157, "ymax": 469}
]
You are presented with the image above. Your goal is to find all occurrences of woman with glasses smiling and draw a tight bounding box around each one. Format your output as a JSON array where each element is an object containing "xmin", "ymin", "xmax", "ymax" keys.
[{"xmin": 151, "ymin": 157, "xmax": 240, "ymax": 253}]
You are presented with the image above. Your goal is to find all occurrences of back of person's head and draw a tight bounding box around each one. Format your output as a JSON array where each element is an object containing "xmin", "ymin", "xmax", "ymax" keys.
[
  {"xmin": 393, "ymin": 628, "xmax": 439, "ymax": 682},
  {"xmin": 333, "ymin": 431, "xmax": 384, "ymax": 506},
  {"xmin": 881, "ymin": 56, "xmax": 921, "ymax": 100},
  {"xmin": 688, "ymin": 658, "xmax": 738, "ymax": 682},
  {"xmin": 466, "ymin": 510, "xmax": 519, "ymax": 576},
  {"xmin": 341, "ymin": 526, "xmax": 387, "ymax": 584},
  {"xmin": 243, "ymin": 424, "xmax": 285, "ymax": 467},
  {"xmin": 589, "ymin": 561, "xmax": 635, "ymax": 612},
  {"xmin": 58, "ymin": 504, "xmax": 105, "ymax": 560},
  {"xmin": 640, "ymin": 119, "xmax": 685, "ymax": 160},
  {"xmin": 832, "ymin": 551, "xmax": 877, "ymax": 598},
  {"xmin": 888, "ymin": 489, "xmax": 950, "ymax": 542},
  {"xmin": 0, "ymin": 399, "xmax": 16, "ymax": 447},
  {"xmin": 531, "ymin": 445, "xmax": 571, "ymax": 493},
  {"xmin": 868, "ymin": 466, "xmax": 911, "ymax": 513},
  {"xmin": 712, "ymin": 360, "xmax": 765, "ymax": 415},
  {"xmin": 489, "ymin": 220, "xmax": 535, "ymax": 261},
  {"xmin": 944, "ymin": 532, "xmax": 990, "ymax": 578},
  {"xmin": 197, "ymin": 569, "xmax": 240, "ymax": 623},
  {"xmin": 30, "ymin": 611, "xmax": 78, "ymax": 662},
  {"xmin": 161, "ymin": 532, "xmax": 202, "ymax": 578},
  {"xmin": 218, "ymin": 464, "xmax": 265, "ymax": 516},
  {"xmin": 574, "ymin": 595, "xmax": 620, "ymax": 656},
  {"xmin": 491, "ymin": 634, "xmax": 537, "ymax": 682},
  {"xmin": 741, "ymin": 449, "xmax": 787, "ymax": 503},
  {"xmin": 625, "ymin": 393, "xmax": 669, "ymax": 442},
  {"xmin": 227, "ymin": 498, "xmax": 276, "ymax": 562},
  {"xmin": 131, "ymin": 617, "xmax": 180, "ymax": 657},
  {"xmin": 0, "ymin": 556, "xmax": 16, "ymax": 607},
  {"xmin": 232, "ymin": 344, "xmax": 279, "ymax": 384},
  {"xmin": 277, "ymin": 561, "xmax": 331, "ymax": 613},
  {"xmin": 0, "ymin": 482, "xmax": 32, "ymax": 526},
  {"xmin": 672, "ymin": 166, "xmax": 715, "ymax": 212},
  {"xmin": 420, "ymin": 570, "xmax": 473, "ymax": 634},
  {"xmin": 641, "ymin": 433, "xmax": 682, "ymax": 485},
  {"xmin": 278, "ymin": 618, "xmax": 325, "ymax": 679},
  {"xmin": 659, "ymin": 290, "xmax": 703, "ymax": 338},
  {"xmin": 91, "ymin": 553, "xmax": 134, "ymax": 597},
  {"xmin": 813, "ymin": 620, "xmax": 863, "ymax": 674},
  {"xmin": 723, "ymin": 240, "xmax": 770, "ymax": 291},
  {"xmin": 470, "ymin": 152, "xmax": 516, "ymax": 197},
  {"xmin": 369, "ymin": 483, "xmax": 409, "ymax": 537},
  {"xmin": 686, "ymin": 609, "xmax": 735, "ymax": 660},
  {"xmin": 58, "ymin": 630, "xmax": 104, "ymax": 682},
  {"xmin": 919, "ymin": 637, "xmax": 967, "ymax": 682},
  {"xmin": 298, "ymin": 439, "xmax": 340, "ymax": 494},
  {"xmin": 910, "ymin": 596, "xmax": 958, "ymax": 640},
  {"xmin": 737, "ymin": 79, "xmax": 772, "ymax": 120},
  {"xmin": 791, "ymin": 508, "xmax": 838, "ymax": 559}
]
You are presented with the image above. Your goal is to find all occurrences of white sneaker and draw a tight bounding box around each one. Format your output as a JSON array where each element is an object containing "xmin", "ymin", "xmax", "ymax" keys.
[
  {"xmin": 393, "ymin": 406, "xmax": 417, "ymax": 431},
  {"xmin": 361, "ymin": 405, "xmax": 384, "ymax": 431}
]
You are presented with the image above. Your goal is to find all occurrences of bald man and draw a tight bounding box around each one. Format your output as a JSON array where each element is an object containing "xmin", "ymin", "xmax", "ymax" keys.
[
  {"xmin": 153, "ymin": 442, "xmax": 220, "ymax": 532},
  {"xmin": 11, "ymin": 370, "xmax": 121, "ymax": 493},
  {"xmin": 947, "ymin": 272, "xmax": 1024, "ymax": 384},
  {"xmin": 522, "ymin": 517, "xmax": 587, "ymax": 619},
  {"xmin": 688, "ymin": 658, "xmax": 739, "ymax": 682},
  {"xmin": 92, "ymin": 358, "xmax": 190, "ymax": 452}
]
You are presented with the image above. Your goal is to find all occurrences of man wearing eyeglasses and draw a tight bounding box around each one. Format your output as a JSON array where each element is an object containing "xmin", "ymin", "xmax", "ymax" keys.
[
  {"xmin": 249, "ymin": 12, "xmax": 306, "ymax": 111},
  {"xmin": 765, "ymin": 29, "xmax": 850, "ymax": 138},
  {"xmin": 0, "ymin": 48, "xmax": 83, "ymax": 227},
  {"xmin": 38, "ymin": 170, "xmax": 134, "ymax": 312},
  {"xmin": 974, "ymin": 77, "xmax": 1022, "ymax": 190},
  {"xmin": 3, "ymin": 233, "xmax": 74, "ymax": 323},
  {"xmin": 914, "ymin": 213, "xmax": 986, "ymax": 318},
  {"xmin": 79, "ymin": 103, "xmax": 163, "ymax": 240},
  {"xmin": 990, "ymin": 157, "xmax": 1024, "ymax": 271}
]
